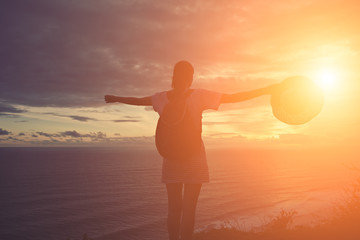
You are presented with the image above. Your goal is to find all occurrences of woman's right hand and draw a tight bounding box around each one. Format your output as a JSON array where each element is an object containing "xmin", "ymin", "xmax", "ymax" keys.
[{"xmin": 104, "ymin": 95, "xmax": 118, "ymax": 103}]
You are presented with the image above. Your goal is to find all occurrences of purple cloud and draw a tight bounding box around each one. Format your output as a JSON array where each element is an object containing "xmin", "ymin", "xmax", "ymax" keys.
[
  {"xmin": 112, "ymin": 119, "xmax": 140, "ymax": 123},
  {"xmin": 59, "ymin": 130, "xmax": 106, "ymax": 139},
  {"xmin": 60, "ymin": 130, "xmax": 82, "ymax": 138},
  {"xmin": 44, "ymin": 112, "xmax": 98, "ymax": 122},
  {"xmin": 36, "ymin": 131, "xmax": 60, "ymax": 137},
  {"xmin": 0, "ymin": 0, "xmax": 358, "ymax": 110},
  {"xmin": 0, "ymin": 102, "xmax": 27, "ymax": 117},
  {"xmin": 0, "ymin": 128, "xmax": 12, "ymax": 135},
  {"xmin": 68, "ymin": 115, "xmax": 97, "ymax": 122}
]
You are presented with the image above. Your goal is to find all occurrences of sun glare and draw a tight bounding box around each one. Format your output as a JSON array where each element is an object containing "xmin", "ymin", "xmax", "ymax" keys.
[{"xmin": 314, "ymin": 67, "xmax": 338, "ymax": 92}]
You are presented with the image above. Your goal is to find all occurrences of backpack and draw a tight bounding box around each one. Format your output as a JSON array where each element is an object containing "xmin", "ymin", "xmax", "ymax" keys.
[{"xmin": 155, "ymin": 90, "xmax": 202, "ymax": 161}]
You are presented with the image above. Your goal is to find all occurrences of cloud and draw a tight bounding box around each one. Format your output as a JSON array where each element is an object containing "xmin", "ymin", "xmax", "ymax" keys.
[
  {"xmin": 68, "ymin": 115, "xmax": 97, "ymax": 122},
  {"xmin": 203, "ymin": 121, "xmax": 241, "ymax": 125},
  {"xmin": 40, "ymin": 112, "xmax": 142, "ymax": 123},
  {"xmin": 112, "ymin": 119, "xmax": 140, "ymax": 123},
  {"xmin": 0, "ymin": 0, "xmax": 173, "ymax": 107},
  {"xmin": 36, "ymin": 131, "xmax": 60, "ymax": 137},
  {"xmin": 1, "ymin": 0, "xmax": 358, "ymax": 109},
  {"xmin": 0, "ymin": 128, "xmax": 12, "ymax": 135},
  {"xmin": 59, "ymin": 130, "xmax": 106, "ymax": 140},
  {"xmin": 0, "ymin": 102, "xmax": 27, "ymax": 117},
  {"xmin": 1, "ymin": 0, "xmax": 359, "ymax": 148},
  {"xmin": 14, "ymin": 120, "xmax": 28, "ymax": 123},
  {"xmin": 0, "ymin": 102, "xmax": 26, "ymax": 113},
  {"xmin": 0, "ymin": 128, "xmax": 156, "ymax": 146},
  {"xmin": 44, "ymin": 112, "xmax": 98, "ymax": 122},
  {"xmin": 144, "ymin": 106, "xmax": 155, "ymax": 111},
  {"xmin": 60, "ymin": 130, "xmax": 82, "ymax": 138}
]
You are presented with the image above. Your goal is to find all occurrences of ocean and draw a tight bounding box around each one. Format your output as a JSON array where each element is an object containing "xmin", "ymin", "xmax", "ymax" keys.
[{"xmin": 0, "ymin": 146, "xmax": 358, "ymax": 240}]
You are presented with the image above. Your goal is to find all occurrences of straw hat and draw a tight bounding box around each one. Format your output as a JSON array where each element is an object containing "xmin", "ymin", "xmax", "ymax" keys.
[{"xmin": 271, "ymin": 76, "xmax": 324, "ymax": 125}]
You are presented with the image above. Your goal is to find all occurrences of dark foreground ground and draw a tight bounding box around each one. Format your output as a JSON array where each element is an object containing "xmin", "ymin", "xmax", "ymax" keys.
[{"xmin": 193, "ymin": 177, "xmax": 360, "ymax": 240}]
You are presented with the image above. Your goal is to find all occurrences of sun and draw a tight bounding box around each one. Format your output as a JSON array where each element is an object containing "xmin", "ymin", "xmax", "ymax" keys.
[{"xmin": 314, "ymin": 67, "xmax": 338, "ymax": 92}]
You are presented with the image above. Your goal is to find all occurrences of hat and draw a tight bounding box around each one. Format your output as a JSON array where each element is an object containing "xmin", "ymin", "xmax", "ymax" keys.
[{"xmin": 271, "ymin": 76, "xmax": 324, "ymax": 125}]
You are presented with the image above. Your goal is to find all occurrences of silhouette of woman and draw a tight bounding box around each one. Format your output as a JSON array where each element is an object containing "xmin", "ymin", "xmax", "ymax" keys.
[{"xmin": 104, "ymin": 60, "xmax": 280, "ymax": 240}]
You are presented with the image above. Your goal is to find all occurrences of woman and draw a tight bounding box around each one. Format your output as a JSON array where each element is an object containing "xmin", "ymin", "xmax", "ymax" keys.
[{"xmin": 104, "ymin": 60, "xmax": 280, "ymax": 240}]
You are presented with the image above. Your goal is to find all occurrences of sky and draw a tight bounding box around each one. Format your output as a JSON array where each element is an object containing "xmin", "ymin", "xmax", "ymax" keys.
[{"xmin": 0, "ymin": 0, "xmax": 359, "ymax": 148}]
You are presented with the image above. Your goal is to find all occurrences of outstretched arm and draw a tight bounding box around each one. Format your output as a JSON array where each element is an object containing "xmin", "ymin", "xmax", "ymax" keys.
[
  {"xmin": 220, "ymin": 84, "xmax": 281, "ymax": 104},
  {"xmin": 104, "ymin": 95, "xmax": 152, "ymax": 106}
]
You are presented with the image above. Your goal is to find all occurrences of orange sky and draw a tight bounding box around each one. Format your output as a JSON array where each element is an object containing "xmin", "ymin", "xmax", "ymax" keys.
[{"xmin": 0, "ymin": 0, "xmax": 359, "ymax": 148}]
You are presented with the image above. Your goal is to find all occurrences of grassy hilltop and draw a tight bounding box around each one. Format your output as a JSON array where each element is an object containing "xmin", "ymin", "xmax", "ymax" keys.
[{"xmin": 194, "ymin": 178, "xmax": 360, "ymax": 240}]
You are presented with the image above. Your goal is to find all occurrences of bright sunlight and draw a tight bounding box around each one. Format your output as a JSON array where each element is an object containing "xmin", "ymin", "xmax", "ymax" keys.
[{"xmin": 314, "ymin": 67, "xmax": 339, "ymax": 92}]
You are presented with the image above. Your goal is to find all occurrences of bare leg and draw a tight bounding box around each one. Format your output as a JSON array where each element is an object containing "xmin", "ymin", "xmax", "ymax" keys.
[
  {"xmin": 166, "ymin": 183, "xmax": 183, "ymax": 240},
  {"xmin": 180, "ymin": 184, "xmax": 202, "ymax": 240}
]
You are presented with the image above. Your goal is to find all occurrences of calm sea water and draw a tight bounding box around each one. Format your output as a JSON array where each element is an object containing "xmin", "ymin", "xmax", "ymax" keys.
[{"xmin": 0, "ymin": 147, "xmax": 358, "ymax": 240}]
